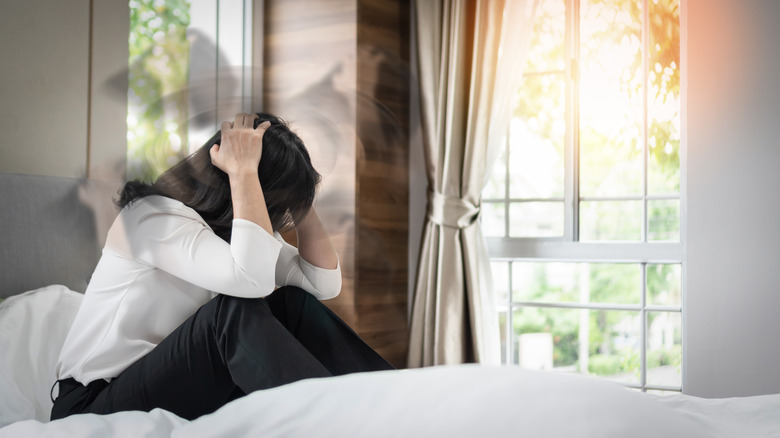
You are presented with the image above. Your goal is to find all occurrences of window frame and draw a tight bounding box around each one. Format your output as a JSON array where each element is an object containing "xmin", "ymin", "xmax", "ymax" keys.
[
  {"xmin": 127, "ymin": 0, "xmax": 257, "ymax": 182},
  {"xmin": 187, "ymin": 0, "xmax": 256, "ymax": 152},
  {"xmin": 485, "ymin": 0, "xmax": 685, "ymax": 394}
]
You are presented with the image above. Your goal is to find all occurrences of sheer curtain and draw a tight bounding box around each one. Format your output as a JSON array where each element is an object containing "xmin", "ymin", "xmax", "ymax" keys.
[{"xmin": 409, "ymin": 0, "xmax": 539, "ymax": 367}]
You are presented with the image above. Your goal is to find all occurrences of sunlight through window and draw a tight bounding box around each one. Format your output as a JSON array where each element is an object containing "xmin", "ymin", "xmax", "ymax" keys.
[{"xmin": 485, "ymin": 0, "xmax": 682, "ymax": 394}]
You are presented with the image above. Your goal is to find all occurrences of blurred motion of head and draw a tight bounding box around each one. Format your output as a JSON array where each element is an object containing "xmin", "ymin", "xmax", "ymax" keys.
[{"xmin": 117, "ymin": 113, "xmax": 321, "ymax": 241}]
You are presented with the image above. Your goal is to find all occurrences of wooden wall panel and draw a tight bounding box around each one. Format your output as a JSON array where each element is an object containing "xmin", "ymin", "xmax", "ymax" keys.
[
  {"xmin": 355, "ymin": 0, "xmax": 410, "ymax": 367},
  {"xmin": 263, "ymin": 0, "xmax": 359, "ymax": 327},
  {"xmin": 263, "ymin": 0, "xmax": 410, "ymax": 368}
]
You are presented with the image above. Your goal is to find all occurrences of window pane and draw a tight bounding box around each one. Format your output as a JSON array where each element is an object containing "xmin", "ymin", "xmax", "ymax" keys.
[
  {"xmin": 510, "ymin": 75, "xmax": 565, "ymax": 199},
  {"xmin": 483, "ymin": 144, "xmax": 506, "ymax": 200},
  {"xmin": 512, "ymin": 307, "xmax": 579, "ymax": 371},
  {"xmin": 589, "ymin": 264, "xmax": 641, "ymax": 305},
  {"xmin": 647, "ymin": 116, "xmax": 680, "ymax": 195},
  {"xmin": 499, "ymin": 309, "xmax": 509, "ymax": 364},
  {"xmin": 647, "ymin": 311, "xmax": 682, "ymax": 388},
  {"xmin": 491, "ymin": 261, "xmax": 510, "ymax": 304},
  {"xmin": 509, "ymin": 202, "xmax": 564, "ymax": 237},
  {"xmin": 482, "ymin": 203, "xmax": 506, "ymax": 237},
  {"xmin": 525, "ymin": 0, "xmax": 565, "ymax": 73},
  {"xmin": 648, "ymin": 0, "xmax": 681, "ymax": 196},
  {"xmin": 513, "ymin": 262, "xmax": 578, "ymax": 303},
  {"xmin": 586, "ymin": 310, "xmax": 641, "ymax": 384},
  {"xmin": 512, "ymin": 262, "xmax": 640, "ymax": 305},
  {"xmin": 648, "ymin": 199, "xmax": 679, "ymax": 241},
  {"xmin": 512, "ymin": 307, "xmax": 641, "ymax": 384},
  {"xmin": 128, "ymin": 0, "xmax": 192, "ymax": 181},
  {"xmin": 647, "ymin": 264, "xmax": 682, "ymax": 306},
  {"xmin": 580, "ymin": 200, "xmax": 642, "ymax": 241},
  {"xmin": 580, "ymin": 0, "xmax": 643, "ymax": 197}
]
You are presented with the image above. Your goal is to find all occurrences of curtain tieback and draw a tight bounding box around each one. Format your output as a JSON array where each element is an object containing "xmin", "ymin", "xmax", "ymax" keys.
[{"xmin": 427, "ymin": 190, "xmax": 480, "ymax": 229}]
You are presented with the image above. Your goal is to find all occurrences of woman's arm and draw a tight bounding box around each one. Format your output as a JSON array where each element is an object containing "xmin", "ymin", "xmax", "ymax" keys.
[
  {"xmin": 210, "ymin": 113, "xmax": 273, "ymax": 235},
  {"xmin": 128, "ymin": 198, "xmax": 282, "ymax": 298},
  {"xmin": 295, "ymin": 209, "xmax": 338, "ymax": 270},
  {"xmin": 132, "ymin": 112, "xmax": 281, "ymax": 298},
  {"xmin": 274, "ymin": 208, "xmax": 342, "ymax": 299}
]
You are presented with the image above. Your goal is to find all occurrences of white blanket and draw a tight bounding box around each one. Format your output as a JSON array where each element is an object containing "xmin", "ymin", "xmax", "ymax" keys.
[
  {"xmin": 3, "ymin": 366, "xmax": 780, "ymax": 438},
  {"xmin": 2, "ymin": 286, "xmax": 780, "ymax": 437},
  {"xmin": 0, "ymin": 285, "xmax": 83, "ymax": 424}
]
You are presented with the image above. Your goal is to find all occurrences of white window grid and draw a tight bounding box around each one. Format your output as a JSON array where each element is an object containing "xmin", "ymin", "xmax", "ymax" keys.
[
  {"xmin": 490, "ymin": 257, "xmax": 682, "ymax": 393},
  {"xmin": 188, "ymin": 0, "xmax": 255, "ymax": 151},
  {"xmin": 484, "ymin": 0, "xmax": 684, "ymax": 394}
]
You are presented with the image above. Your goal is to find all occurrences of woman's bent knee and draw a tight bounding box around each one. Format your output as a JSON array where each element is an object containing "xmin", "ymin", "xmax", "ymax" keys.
[
  {"xmin": 212, "ymin": 294, "xmax": 273, "ymax": 327},
  {"xmin": 270, "ymin": 286, "xmax": 308, "ymax": 300}
]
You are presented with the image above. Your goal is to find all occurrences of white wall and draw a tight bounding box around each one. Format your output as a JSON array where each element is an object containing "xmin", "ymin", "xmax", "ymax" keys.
[{"xmin": 684, "ymin": 0, "xmax": 780, "ymax": 397}]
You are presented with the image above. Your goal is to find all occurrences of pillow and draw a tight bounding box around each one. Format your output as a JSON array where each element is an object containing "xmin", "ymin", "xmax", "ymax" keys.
[{"xmin": 0, "ymin": 285, "xmax": 83, "ymax": 427}]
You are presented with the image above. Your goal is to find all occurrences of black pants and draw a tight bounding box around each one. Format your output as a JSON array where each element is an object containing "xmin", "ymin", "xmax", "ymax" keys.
[{"xmin": 51, "ymin": 286, "xmax": 393, "ymax": 421}]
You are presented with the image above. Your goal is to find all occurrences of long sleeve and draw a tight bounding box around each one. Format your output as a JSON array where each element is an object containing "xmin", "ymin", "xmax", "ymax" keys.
[
  {"xmin": 117, "ymin": 197, "xmax": 282, "ymax": 298},
  {"xmin": 274, "ymin": 236, "xmax": 342, "ymax": 300}
]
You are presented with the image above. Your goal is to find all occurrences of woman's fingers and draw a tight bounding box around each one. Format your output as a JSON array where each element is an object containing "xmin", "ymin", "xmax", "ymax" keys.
[
  {"xmin": 256, "ymin": 120, "xmax": 271, "ymax": 132},
  {"xmin": 212, "ymin": 114, "xmax": 266, "ymax": 176},
  {"xmin": 233, "ymin": 113, "xmax": 257, "ymax": 128}
]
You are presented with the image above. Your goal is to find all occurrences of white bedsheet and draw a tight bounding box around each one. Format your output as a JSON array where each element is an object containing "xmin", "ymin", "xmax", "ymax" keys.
[
  {"xmin": 2, "ymin": 286, "xmax": 779, "ymax": 437},
  {"xmin": 2, "ymin": 365, "xmax": 780, "ymax": 438},
  {"xmin": 0, "ymin": 285, "xmax": 83, "ymax": 424},
  {"xmin": 654, "ymin": 392, "xmax": 780, "ymax": 437}
]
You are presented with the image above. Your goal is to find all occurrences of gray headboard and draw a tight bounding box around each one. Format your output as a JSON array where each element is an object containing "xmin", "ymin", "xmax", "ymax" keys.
[{"xmin": 0, "ymin": 173, "xmax": 121, "ymax": 298}]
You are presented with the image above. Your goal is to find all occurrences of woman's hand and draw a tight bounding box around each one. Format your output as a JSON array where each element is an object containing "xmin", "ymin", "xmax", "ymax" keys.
[
  {"xmin": 212, "ymin": 113, "xmax": 274, "ymax": 235},
  {"xmin": 210, "ymin": 113, "xmax": 270, "ymax": 177}
]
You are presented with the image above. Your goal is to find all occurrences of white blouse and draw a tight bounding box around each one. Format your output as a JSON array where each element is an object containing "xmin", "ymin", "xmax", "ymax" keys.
[{"xmin": 55, "ymin": 195, "xmax": 341, "ymax": 385}]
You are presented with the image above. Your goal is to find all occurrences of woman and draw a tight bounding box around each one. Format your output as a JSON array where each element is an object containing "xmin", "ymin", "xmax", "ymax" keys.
[{"xmin": 51, "ymin": 113, "xmax": 393, "ymax": 421}]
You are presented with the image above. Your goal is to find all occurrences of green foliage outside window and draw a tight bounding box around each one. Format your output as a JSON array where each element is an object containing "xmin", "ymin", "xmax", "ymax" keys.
[
  {"xmin": 128, "ymin": 0, "xmax": 192, "ymax": 182},
  {"xmin": 510, "ymin": 262, "xmax": 682, "ymax": 382}
]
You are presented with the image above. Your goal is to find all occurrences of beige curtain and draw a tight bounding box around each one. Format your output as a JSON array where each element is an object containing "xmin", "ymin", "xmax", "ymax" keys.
[{"xmin": 409, "ymin": 0, "xmax": 539, "ymax": 367}]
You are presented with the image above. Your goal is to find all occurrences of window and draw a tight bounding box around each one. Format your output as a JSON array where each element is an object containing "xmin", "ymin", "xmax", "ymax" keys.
[
  {"xmin": 128, "ymin": 0, "xmax": 255, "ymax": 181},
  {"xmin": 484, "ymin": 0, "xmax": 682, "ymax": 393}
]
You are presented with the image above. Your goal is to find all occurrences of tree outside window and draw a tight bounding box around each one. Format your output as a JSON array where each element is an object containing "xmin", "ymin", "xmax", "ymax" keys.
[{"xmin": 128, "ymin": 0, "xmax": 191, "ymax": 182}]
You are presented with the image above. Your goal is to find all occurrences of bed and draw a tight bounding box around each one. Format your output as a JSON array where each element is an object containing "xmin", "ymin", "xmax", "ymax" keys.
[{"xmin": 2, "ymin": 173, "xmax": 780, "ymax": 437}]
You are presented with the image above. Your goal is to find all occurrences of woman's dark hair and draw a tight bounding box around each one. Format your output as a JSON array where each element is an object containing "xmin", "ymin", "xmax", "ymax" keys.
[{"xmin": 116, "ymin": 113, "xmax": 321, "ymax": 242}]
